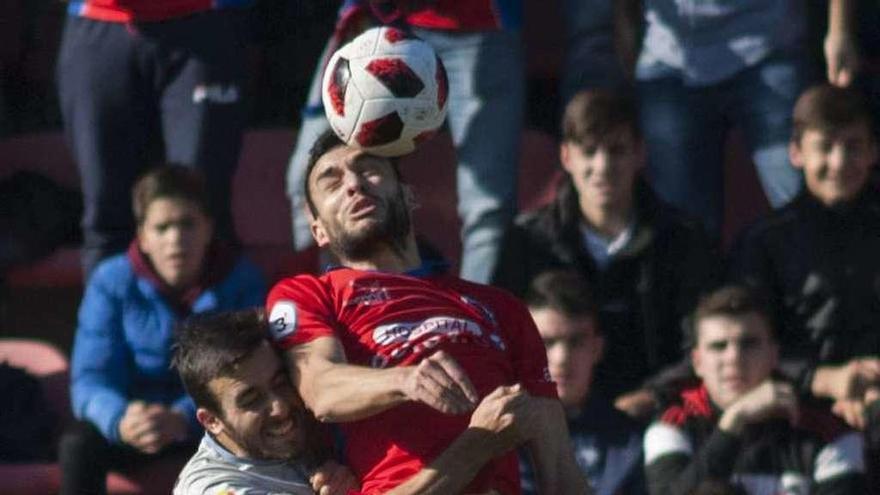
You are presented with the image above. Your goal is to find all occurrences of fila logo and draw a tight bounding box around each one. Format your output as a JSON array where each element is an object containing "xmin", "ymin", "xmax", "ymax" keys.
[
  {"xmin": 268, "ymin": 300, "xmax": 297, "ymax": 341},
  {"xmin": 192, "ymin": 83, "xmax": 240, "ymax": 104}
]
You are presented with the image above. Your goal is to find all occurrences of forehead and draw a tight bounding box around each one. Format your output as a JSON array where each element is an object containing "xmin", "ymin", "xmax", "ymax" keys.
[
  {"xmin": 211, "ymin": 344, "xmax": 283, "ymax": 399},
  {"xmin": 801, "ymin": 122, "xmax": 875, "ymax": 143},
  {"xmin": 143, "ymin": 197, "xmax": 205, "ymax": 220},
  {"xmin": 570, "ymin": 125, "xmax": 639, "ymax": 149},
  {"xmin": 530, "ymin": 307, "xmax": 598, "ymax": 338},
  {"xmin": 696, "ymin": 313, "xmax": 770, "ymax": 343},
  {"xmin": 310, "ymin": 145, "xmax": 396, "ymax": 183}
]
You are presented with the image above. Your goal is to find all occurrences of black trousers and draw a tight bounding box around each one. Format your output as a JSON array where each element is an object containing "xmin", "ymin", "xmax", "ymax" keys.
[
  {"xmin": 58, "ymin": 420, "xmax": 195, "ymax": 495},
  {"xmin": 56, "ymin": 10, "xmax": 248, "ymax": 276}
]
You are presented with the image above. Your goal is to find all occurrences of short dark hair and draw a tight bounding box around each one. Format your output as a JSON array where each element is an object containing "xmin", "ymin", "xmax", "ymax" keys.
[
  {"xmin": 688, "ymin": 285, "xmax": 775, "ymax": 346},
  {"xmin": 172, "ymin": 309, "xmax": 269, "ymax": 414},
  {"xmin": 792, "ymin": 84, "xmax": 876, "ymax": 143},
  {"xmin": 132, "ymin": 165, "xmax": 211, "ymax": 225},
  {"xmin": 302, "ymin": 129, "xmax": 402, "ymax": 217},
  {"xmin": 525, "ymin": 270, "xmax": 598, "ymax": 325},
  {"xmin": 562, "ymin": 89, "xmax": 641, "ymax": 149}
]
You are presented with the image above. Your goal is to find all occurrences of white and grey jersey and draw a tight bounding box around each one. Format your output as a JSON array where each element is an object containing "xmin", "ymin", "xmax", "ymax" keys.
[{"xmin": 174, "ymin": 434, "xmax": 313, "ymax": 495}]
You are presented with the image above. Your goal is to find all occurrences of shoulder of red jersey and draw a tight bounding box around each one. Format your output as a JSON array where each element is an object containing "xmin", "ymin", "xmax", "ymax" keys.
[{"xmin": 266, "ymin": 273, "xmax": 333, "ymax": 345}]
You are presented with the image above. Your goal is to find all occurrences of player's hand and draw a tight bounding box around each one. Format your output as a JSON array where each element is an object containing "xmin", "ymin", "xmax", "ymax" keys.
[
  {"xmin": 310, "ymin": 460, "xmax": 360, "ymax": 495},
  {"xmin": 719, "ymin": 380, "xmax": 798, "ymax": 435},
  {"xmin": 468, "ymin": 384, "xmax": 540, "ymax": 455},
  {"xmin": 812, "ymin": 359, "xmax": 880, "ymax": 402},
  {"xmin": 401, "ymin": 350, "xmax": 479, "ymax": 415},
  {"xmin": 824, "ymin": 31, "xmax": 860, "ymax": 87}
]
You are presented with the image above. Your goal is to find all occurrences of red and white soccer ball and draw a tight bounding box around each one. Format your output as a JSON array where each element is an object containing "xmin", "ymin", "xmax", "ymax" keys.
[{"xmin": 322, "ymin": 26, "xmax": 449, "ymax": 157}]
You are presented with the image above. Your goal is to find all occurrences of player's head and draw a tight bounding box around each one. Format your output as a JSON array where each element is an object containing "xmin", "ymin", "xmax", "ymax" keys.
[
  {"xmin": 525, "ymin": 270, "xmax": 603, "ymax": 409},
  {"xmin": 303, "ymin": 129, "xmax": 413, "ymax": 261},
  {"xmin": 560, "ymin": 89, "xmax": 645, "ymax": 213},
  {"xmin": 173, "ymin": 309, "xmax": 305, "ymax": 460},
  {"xmin": 132, "ymin": 165, "xmax": 214, "ymax": 289},
  {"xmin": 790, "ymin": 84, "xmax": 878, "ymax": 207},
  {"xmin": 689, "ymin": 286, "xmax": 778, "ymax": 409}
]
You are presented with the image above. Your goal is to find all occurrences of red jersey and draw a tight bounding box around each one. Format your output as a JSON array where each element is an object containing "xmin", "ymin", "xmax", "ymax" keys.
[{"xmin": 267, "ymin": 265, "xmax": 555, "ymax": 494}]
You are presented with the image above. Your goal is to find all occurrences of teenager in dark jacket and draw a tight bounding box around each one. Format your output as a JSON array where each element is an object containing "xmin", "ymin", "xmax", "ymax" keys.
[
  {"xmin": 492, "ymin": 90, "xmax": 720, "ymax": 420},
  {"xmin": 729, "ymin": 85, "xmax": 880, "ymax": 428},
  {"xmin": 520, "ymin": 271, "xmax": 647, "ymax": 495},
  {"xmin": 644, "ymin": 286, "xmax": 866, "ymax": 495}
]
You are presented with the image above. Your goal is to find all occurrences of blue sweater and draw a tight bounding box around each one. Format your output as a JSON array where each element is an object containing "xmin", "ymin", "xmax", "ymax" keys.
[{"xmin": 70, "ymin": 253, "xmax": 266, "ymax": 443}]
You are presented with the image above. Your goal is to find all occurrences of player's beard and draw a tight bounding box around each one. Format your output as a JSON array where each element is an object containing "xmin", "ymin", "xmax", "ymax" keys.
[{"xmin": 329, "ymin": 184, "xmax": 411, "ymax": 262}]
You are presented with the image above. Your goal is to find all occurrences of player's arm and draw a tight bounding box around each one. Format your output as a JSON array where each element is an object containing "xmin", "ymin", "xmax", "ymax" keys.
[
  {"xmin": 285, "ymin": 337, "xmax": 478, "ymax": 422},
  {"xmin": 386, "ymin": 385, "xmax": 539, "ymax": 495},
  {"xmin": 523, "ymin": 396, "xmax": 592, "ymax": 494}
]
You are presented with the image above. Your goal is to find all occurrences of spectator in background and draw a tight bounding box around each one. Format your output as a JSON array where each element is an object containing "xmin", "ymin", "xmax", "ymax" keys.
[
  {"xmin": 614, "ymin": 0, "xmax": 861, "ymax": 238},
  {"xmin": 286, "ymin": 0, "xmax": 526, "ymax": 283},
  {"xmin": 57, "ymin": 0, "xmax": 251, "ymax": 276},
  {"xmin": 729, "ymin": 84, "xmax": 880, "ymax": 429},
  {"xmin": 520, "ymin": 270, "xmax": 646, "ymax": 495},
  {"xmin": 644, "ymin": 286, "xmax": 867, "ymax": 494},
  {"xmin": 59, "ymin": 166, "xmax": 266, "ymax": 495},
  {"xmin": 492, "ymin": 89, "xmax": 720, "ymax": 421}
]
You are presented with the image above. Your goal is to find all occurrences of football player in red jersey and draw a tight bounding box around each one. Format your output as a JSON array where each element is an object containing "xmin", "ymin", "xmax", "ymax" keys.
[{"xmin": 267, "ymin": 129, "xmax": 590, "ymax": 494}]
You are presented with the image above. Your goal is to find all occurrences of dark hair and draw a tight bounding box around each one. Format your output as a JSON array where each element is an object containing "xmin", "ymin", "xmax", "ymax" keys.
[
  {"xmin": 302, "ymin": 129, "xmax": 402, "ymax": 217},
  {"xmin": 562, "ymin": 89, "xmax": 641, "ymax": 149},
  {"xmin": 524, "ymin": 270, "xmax": 599, "ymax": 325},
  {"xmin": 132, "ymin": 165, "xmax": 211, "ymax": 225},
  {"xmin": 688, "ymin": 285, "xmax": 775, "ymax": 346},
  {"xmin": 172, "ymin": 309, "xmax": 269, "ymax": 414},
  {"xmin": 792, "ymin": 84, "xmax": 876, "ymax": 143}
]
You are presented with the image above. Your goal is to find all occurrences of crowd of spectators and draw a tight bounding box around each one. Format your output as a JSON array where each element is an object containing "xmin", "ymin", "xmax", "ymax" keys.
[{"xmin": 2, "ymin": 0, "xmax": 880, "ymax": 494}]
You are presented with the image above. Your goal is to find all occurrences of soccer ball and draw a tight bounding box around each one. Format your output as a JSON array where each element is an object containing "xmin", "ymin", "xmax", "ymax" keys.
[{"xmin": 322, "ymin": 26, "xmax": 449, "ymax": 157}]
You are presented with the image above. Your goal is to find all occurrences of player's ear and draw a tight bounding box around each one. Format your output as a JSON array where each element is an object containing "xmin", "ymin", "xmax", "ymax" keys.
[
  {"xmin": 197, "ymin": 408, "xmax": 223, "ymax": 435},
  {"xmin": 310, "ymin": 218, "xmax": 330, "ymax": 247}
]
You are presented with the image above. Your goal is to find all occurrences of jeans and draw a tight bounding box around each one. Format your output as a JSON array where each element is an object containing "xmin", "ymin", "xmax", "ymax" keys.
[
  {"xmin": 560, "ymin": 0, "xmax": 625, "ymax": 103},
  {"xmin": 637, "ymin": 50, "xmax": 811, "ymax": 237},
  {"xmin": 57, "ymin": 11, "xmax": 247, "ymax": 277},
  {"xmin": 287, "ymin": 28, "xmax": 524, "ymax": 283}
]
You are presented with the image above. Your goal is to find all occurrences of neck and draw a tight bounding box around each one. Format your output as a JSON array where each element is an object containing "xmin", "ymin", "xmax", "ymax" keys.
[
  {"xmin": 212, "ymin": 431, "xmax": 249, "ymax": 460},
  {"xmin": 339, "ymin": 234, "xmax": 422, "ymax": 272},
  {"xmin": 579, "ymin": 199, "xmax": 633, "ymax": 238}
]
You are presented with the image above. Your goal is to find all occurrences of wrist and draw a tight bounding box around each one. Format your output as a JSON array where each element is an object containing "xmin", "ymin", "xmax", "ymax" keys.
[
  {"xmin": 392, "ymin": 366, "xmax": 415, "ymax": 402},
  {"xmin": 811, "ymin": 366, "xmax": 837, "ymax": 399},
  {"xmin": 457, "ymin": 427, "xmax": 505, "ymax": 461},
  {"xmin": 718, "ymin": 407, "xmax": 745, "ymax": 436}
]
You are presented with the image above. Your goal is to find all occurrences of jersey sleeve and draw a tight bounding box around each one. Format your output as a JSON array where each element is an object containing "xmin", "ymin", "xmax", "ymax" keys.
[
  {"xmin": 266, "ymin": 275, "xmax": 337, "ymax": 350},
  {"xmin": 497, "ymin": 293, "xmax": 557, "ymax": 399}
]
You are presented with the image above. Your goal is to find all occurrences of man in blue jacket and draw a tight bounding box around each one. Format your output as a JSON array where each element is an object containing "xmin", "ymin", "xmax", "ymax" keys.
[{"xmin": 59, "ymin": 166, "xmax": 266, "ymax": 495}]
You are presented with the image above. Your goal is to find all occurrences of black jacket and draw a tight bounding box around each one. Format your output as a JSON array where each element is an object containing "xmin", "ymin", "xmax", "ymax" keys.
[
  {"xmin": 644, "ymin": 385, "xmax": 866, "ymax": 495},
  {"xmin": 492, "ymin": 178, "xmax": 720, "ymax": 399},
  {"xmin": 729, "ymin": 187, "xmax": 880, "ymax": 393}
]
